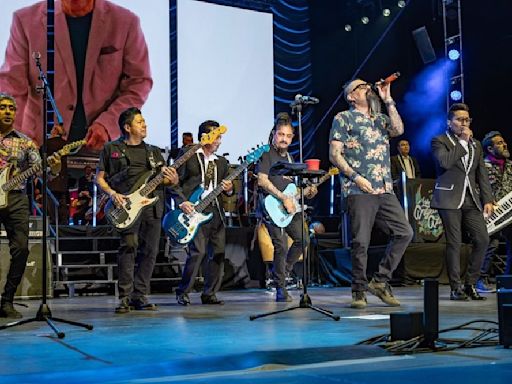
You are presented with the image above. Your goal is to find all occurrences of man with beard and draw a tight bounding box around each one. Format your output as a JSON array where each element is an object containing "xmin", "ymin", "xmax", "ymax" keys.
[
  {"xmin": 172, "ymin": 120, "xmax": 233, "ymax": 306},
  {"xmin": 256, "ymin": 112, "xmax": 318, "ymax": 302},
  {"xmin": 478, "ymin": 131, "xmax": 512, "ymax": 291},
  {"xmin": 329, "ymin": 79, "xmax": 413, "ymax": 309},
  {"xmin": 431, "ymin": 103, "xmax": 493, "ymax": 301}
]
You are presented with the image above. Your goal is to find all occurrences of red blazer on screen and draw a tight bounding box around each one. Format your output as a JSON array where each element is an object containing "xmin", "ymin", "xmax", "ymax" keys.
[{"xmin": 0, "ymin": 0, "xmax": 153, "ymax": 146}]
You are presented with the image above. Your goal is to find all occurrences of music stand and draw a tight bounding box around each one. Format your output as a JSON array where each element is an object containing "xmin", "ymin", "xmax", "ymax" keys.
[
  {"xmin": 250, "ymin": 164, "xmax": 340, "ymax": 321},
  {"xmin": 0, "ymin": 16, "xmax": 93, "ymax": 337}
]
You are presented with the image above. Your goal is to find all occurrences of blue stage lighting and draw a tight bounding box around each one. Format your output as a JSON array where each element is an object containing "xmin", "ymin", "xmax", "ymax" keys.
[
  {"xmin": 450, "ymin": 90, "xmax": 462, "ymax": 101},
  {"xmin": 448, "ymin": 49, "xmax": 460, "ymax": 60}
]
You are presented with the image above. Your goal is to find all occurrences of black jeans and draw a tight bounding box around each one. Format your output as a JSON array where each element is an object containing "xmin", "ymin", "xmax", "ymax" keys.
[
  {"xmin": 348, "ymin": 193, "xmax": 413, "ymax": 292},
  {"xmin": 176, "ymin": 209, "xmax": 225, "ymax": 297},
  {"xmin": 0, "ymin": 192, "xmax": 30, "ymax": 304},
  {"xmin": 265, "ymin": 212, "xmax": 309, "ymax": 288},
  {"xmin": 438, "ymin": 193, "xmax": 489, "ymax": 290},
  {"xmin": 117, "ymin": 207, "xmax": 161, "ymax": 300}
]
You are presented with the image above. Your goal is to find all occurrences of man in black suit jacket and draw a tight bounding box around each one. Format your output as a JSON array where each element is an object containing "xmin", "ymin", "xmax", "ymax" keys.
[
  {"xmin": 172, "ymin": 120, "xmax": 233, "ymax": 306},
  {"xmin": 431, "ymin": 103, "xmax": 494, "ymax": 301},
  {"xmin": 391, "ymin": 140, "xmax": 422, "ymax": 182}
]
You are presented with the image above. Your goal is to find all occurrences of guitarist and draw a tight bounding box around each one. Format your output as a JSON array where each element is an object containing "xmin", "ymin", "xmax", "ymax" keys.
[
  {"xmin": 96, "ymin": 107, "xmax": 178, "ymax": 314},
  {"xmin": 172, "ymin": 120, "xmax": 233, "ymax": 306},
  {"xmin": 0, "ymin": 93, "xmax": 62, "ymax": 319},
  {"xmin": 256, "ymin": 112, "xmax": 317, "ymax": 302}
]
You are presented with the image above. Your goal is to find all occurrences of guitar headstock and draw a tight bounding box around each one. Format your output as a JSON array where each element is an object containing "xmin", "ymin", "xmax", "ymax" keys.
[
  {"xmin": 200, "ymin": 125, "xmax": 228, "ymax": 145},
  {"xmin": 58, "ymin": 139, "xmax": 87, "ymax": 156},
  {"xmin": 327, "ymin": 167, "xmax": 340, "ymax": 177},
  {"xmin": 244, "ymin": 144, "xmax": 270, "ymax": 165}
]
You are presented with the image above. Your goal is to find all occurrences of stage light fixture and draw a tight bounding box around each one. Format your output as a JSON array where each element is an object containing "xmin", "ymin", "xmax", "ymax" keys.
[
  {"xmin": 450, "ymin": 90, "xmax": 462, "ymax": 101},
  {"xmin": 344, "ymin": 24, "xmax": 352, "ymax": 32},
  {"xmin": 448, "ymin": 49, "xmax": 460, "ymax": 61},
  {"xmin": 397, "ymin": 0, "xmax": 406, "ymax": 8},
  {"xmin": 383, "ymin": 8, "xmax": 391, "ymax": 17},
  {"xmin": 361, "ymin": 16, "xmax": 369, "ymax": 24}
]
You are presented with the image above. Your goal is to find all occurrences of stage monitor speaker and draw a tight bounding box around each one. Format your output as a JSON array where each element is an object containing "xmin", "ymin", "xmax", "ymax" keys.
[
  {"xmin": 423, "ymin": 279, "xmax": 439, "ymax": 347},
  {"xmin": 0, "ymin": 239, "xmax": 52, "ymax": 299},
  {"xmin": 497, "ymin": 287, "xmax": 512, "ymax": 347},
  {"xmin": 412, "ymin": 26, "xmax": 437, "ymax": 64},
  {"xmin": 390, "ymin": 312, "xmax": 424, "ymax": 341},
  {"xmin": 496, "ymin": 275, "xmax": 512, "ymax": 290}
]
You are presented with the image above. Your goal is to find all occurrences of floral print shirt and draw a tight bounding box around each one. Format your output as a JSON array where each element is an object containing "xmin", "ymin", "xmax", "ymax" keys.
[
  {"xmin": 329, "ymin": 109, "xmax": 393, "ymax": 195},
  {"xmin": 0, "ymin": 130, "xmax": 40, "ymax": 191},
  {"xmin": 484, "ymin": 156, "xmax": 512, "ymax": 201}
]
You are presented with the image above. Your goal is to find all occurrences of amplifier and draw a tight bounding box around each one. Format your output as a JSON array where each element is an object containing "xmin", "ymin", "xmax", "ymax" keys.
[
  {"xmin": 0, "ymin": 217, "xmax": 44, "ymax": 238},
  {"xmin": 0, "ymin": 239, "xmax": 52, "ymax": 299}
]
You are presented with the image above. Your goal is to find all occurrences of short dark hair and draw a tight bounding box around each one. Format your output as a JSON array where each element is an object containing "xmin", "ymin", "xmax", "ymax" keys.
[
  {"xmin": 0, "ymin": 92, "xmax": 16, "ymax": 108},
  {"xmin": 448, "ymin": 103, "xmax": 469, "ymax": 120},
  {"xmin": 118, "ymin": 107, "xmax": 142, "ymax": 135},
  {"xmin": 274, "ymin": 112, "xmax": 294, "ymax": 132},
  {"xmin": 183, "ymin": 132, "xmax": 193, "ymax": 138},
  {"xmin": 482, "ymin": 131, "xmax": 503, "ymax": 154},
  {"xmin": 198, "ymin": 120, "xmax": 220, "ymax": 141}
]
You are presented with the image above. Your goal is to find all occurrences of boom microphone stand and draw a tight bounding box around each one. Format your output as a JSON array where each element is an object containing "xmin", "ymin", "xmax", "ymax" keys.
[
  {"xmin": 250, "ymin": 96, "xmax": 339, "ymax": 321},
  {"xmin": 0, "ymin": 52, "xmax": 93, "ymax": 338}
]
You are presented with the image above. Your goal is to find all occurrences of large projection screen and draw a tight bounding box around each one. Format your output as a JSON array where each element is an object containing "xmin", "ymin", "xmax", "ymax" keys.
[
  {"xmin": 177, "ymin": 0, "xmax": 274, "ymax": 162},
  {"xmin": 0, "ymin": 0, "xmax": 170, "ymax": 147}
]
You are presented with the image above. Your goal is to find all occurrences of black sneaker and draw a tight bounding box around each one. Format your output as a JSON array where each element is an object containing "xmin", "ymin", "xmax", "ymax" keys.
[
  {"xmin": 0, "ymin": 302, "xmax": 22, "ymax": 319},
  {"xmin": 450, "ymin": 287, "xmax": 469, "ymax": 301},
  {"xmin": 276, "ymin": 288, "xmax": 292, "ymax": 302},
  {"xmin": 176, "ymin": 292, "xmax": 191, "ymax": 306},
  {"xmin": 115, "ymin": 297, "xmax": 132, "ymax": 314},
  {"xmin": 201, "ymin": 294, "xmax": 224, "ymax": 305},
  {"xmin": 464, "ymin": 284, "xmax": 487, "ymax": 301},
  {"xmin": 130, "ymin": 297, "xmax": 158, "ymax": 311}
]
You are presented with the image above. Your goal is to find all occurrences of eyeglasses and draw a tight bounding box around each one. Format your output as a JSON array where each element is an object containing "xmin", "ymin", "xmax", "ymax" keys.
[
  {"xmin": 351, "ymin": 83, "xmax": 371, "ymax": 92},
  {"xmin": 454, "ymin": 117, "xmax": 473, "ymax": 124}
]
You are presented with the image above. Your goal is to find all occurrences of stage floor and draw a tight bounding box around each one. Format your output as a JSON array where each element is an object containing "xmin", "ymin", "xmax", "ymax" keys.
[{"xmin": 0, "ymin": 286, "xmax": 510, "ymax": 383}]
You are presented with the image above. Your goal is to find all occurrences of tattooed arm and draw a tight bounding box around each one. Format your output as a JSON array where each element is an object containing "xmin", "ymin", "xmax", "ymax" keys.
[
  {"xmin": 329, "ymin": 141, "xmax": 354, "ymax": 178},
  {"xmin": 376, "ymin": 82, "xmax": 403, "ymax": 137},
  {"xmin": 258, "ymin": 172, "xmax": 287, "ymax": 201},
  {"xmin": 329, "ymin": 140, "xmax": 375, "ymax": 194}
]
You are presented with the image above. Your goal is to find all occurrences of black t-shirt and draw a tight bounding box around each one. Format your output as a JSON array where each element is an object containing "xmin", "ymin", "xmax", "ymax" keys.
[
  {"xmin": 125, "ymin": 142, "xmax": 149, "ymax": 189},
  {"xmin": 256, "ymin": 146, "xmax": 294, "ymax": 194}
]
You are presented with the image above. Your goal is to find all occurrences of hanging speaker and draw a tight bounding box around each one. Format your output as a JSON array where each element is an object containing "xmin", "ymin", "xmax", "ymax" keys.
[{"xmin": 412, "ymin": 26, "xmax": 437, "ymax": 64}]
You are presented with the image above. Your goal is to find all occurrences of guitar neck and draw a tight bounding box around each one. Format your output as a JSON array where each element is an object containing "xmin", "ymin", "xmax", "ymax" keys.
[
  {"xmin": 194, "ymin": 163, "xmax": 248, "ymax": 213},
  {"xmin": 2, "ymin": 162, "xmax": 43, "ymax": 192},
  {"xmin": 314, "ymin": 173, "xmax": 332, "ymax": 188},
  {"xmin": 139, "ymin": 143, "xmax": 203, "ymax": 198}
]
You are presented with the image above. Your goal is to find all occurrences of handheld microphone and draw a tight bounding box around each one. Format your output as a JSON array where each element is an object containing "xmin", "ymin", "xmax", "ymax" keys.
[
  {"xmin": 375, "ymin": 72, "xmax": 400, "ymax": 86},
  {"xmin": 289, "ymin": 94, "xmax": 320, "ymax": 107}
]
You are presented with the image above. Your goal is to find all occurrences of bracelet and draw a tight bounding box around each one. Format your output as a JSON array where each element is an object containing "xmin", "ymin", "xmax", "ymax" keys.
[
  {"xmin": 384, "ymin": 99, "xmax": 396, "ymax": 107},
  {"xmin": 349, "ymin": 172, "xmax": 359, "ymax": 182}
]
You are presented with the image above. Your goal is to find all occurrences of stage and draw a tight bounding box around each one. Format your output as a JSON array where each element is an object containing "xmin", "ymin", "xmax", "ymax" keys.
[{"xmin": 0, "ymin": 286, "xmax": 510, "ymax": 383}]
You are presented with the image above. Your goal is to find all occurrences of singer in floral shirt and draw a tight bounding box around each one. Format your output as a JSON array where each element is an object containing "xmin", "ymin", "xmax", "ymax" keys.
[{"xmin": 329, "ymin": 79, "xmax": 413, "ymax": 310}]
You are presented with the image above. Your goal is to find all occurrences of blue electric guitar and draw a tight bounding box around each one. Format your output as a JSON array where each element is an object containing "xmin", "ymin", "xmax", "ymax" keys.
[
  {"xmin": 264, "ymin": 167, "xmax": 339, "ymax": 227},
  {"xmin": 105, "ymin": 125, "xmax": 227, "ymax": 229},
  {"xmin": 163, "ymin": 145, "xmax": 270, "ymax": 244}
]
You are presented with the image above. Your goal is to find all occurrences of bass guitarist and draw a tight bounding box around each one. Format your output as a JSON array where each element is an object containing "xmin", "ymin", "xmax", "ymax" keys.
[
  {"xmin": 256, "ymin": 112, "xmax": 317, "ymax": 302},
  {"xmin": 171, "ymin": 120, "xmax": 233, "ymax": 306},
  {"xmin": 96, "ymin": 107, "xmax": 178, "ymax": 314}
]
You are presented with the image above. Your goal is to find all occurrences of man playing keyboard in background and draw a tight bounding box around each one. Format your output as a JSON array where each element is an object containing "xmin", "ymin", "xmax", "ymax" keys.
[{"xmin": 478, "ymin": 131, "xmax": 512, "ymax": 292}]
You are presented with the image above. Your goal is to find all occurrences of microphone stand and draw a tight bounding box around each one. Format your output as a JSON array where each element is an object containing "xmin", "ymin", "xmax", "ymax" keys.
[
  {"xmin": 0, "ymin": 55, "xmax": 93, "ymax": 338},
  {"xmin": 250, "ymin": 99, "xmax": 339, "ymax": 321}
]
